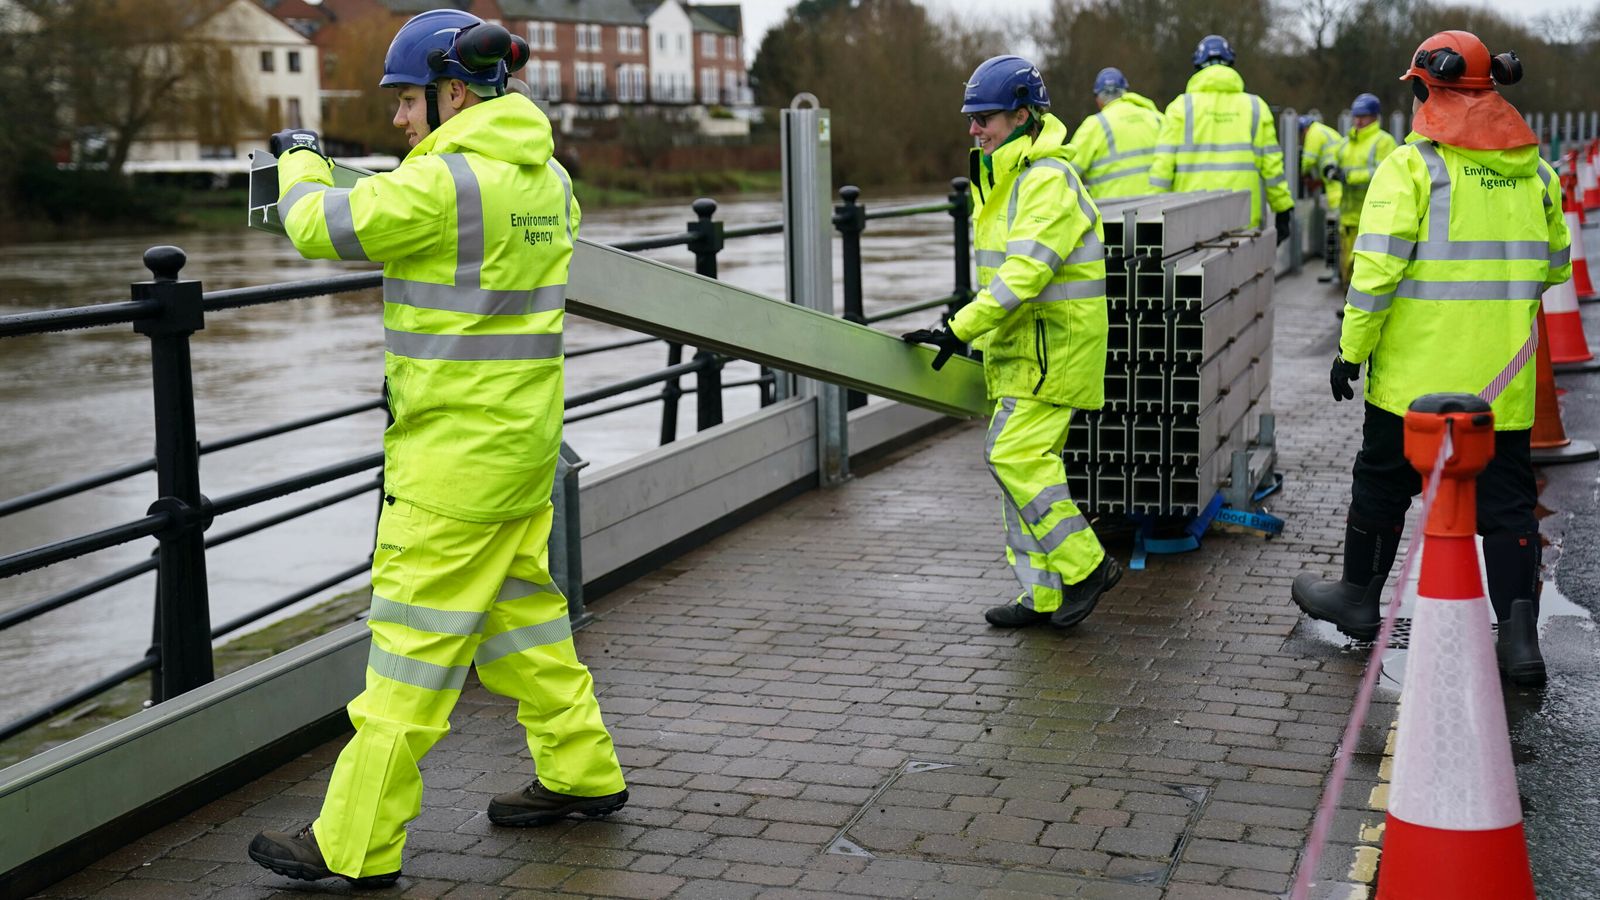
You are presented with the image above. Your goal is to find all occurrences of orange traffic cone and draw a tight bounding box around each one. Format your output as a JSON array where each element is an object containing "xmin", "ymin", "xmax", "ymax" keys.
[
  {"xmin": 1584, "ymin": 144, "xmax": 1600, "ymax": 211},
  {"xmin": 1531, "ymin": 307, "xmax": 1600, "ymax": 464},
  {"xmin": 1376, "ymin": 395, "xmax": 1534, "ymax": 900},
  {"xmin": 1565, "ymin": 193, "xmax": 1598, "ymax": 301},
  {"xmin": 1541, "ymin": 264, "xmax": 1600, "ymax": 373}
]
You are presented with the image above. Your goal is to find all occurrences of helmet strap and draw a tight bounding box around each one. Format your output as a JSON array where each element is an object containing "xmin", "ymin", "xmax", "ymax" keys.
[
  {"xmin": 425, "ymin": 81, "xmax": 442, "ymax": 131},
  {"xmin": 1411, "ymin": 80, "xmax": 1429, "ymax": 104}
]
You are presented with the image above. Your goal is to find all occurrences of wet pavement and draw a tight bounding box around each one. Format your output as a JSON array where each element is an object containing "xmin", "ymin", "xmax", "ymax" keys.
[{"xmin": 29, "ymin": 267, "xmax": 1600, "ymax": 898}]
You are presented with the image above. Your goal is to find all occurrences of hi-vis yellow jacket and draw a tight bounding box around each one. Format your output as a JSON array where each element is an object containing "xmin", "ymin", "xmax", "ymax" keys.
[
  {"xmin": 1342, "ymin": 137, "xmax": 1571, "ymax": 429},
  {"xmin": 1150, "ymin": 65, "xmax": 1293, "ymax": 227},
  {"xmin": 1065, "ymin": 91, "xmax": 1165, "ymax": 199},
  {"xmin": 1329, "ymin": 120, "xmax": 1398, "ymax": 226},
  {"xmin": 952, "ymin": 112, "xmax": 1108, "ymax": 409},
  {"xmin": 277, "ymin": 94, "xmax": 577, "ymax": 522},
  {"xmin": 1302, "ymin": 120, "xmax": 1343, "ymax": 207}
]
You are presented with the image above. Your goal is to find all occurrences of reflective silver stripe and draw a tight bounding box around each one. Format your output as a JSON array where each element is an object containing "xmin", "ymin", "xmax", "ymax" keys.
[
  {"xmin": 1183, "ymin": 95, "xmax": 1193, "ymax": 146},
  {"xmin": 1007, "ymin": 239, "xmax": 1062, "ymax": 270},
  {"xmin": 1250, "ymin": 96, "xmax": 1260, "ymax": 149},
  {"xmin": 1003, "ymin": 504, "xmax": 1041, "ymax": 555},
  {"xmin": 1367, "ymin": 138, "xmax": 1379, "ymax": 173},
  {"xmin": 1096, "ymin": 113, "xmax": 1116, "ymax": 155},
  {"xmin": 385, "ymin": 328, "xmax": 563, "ymax": 360},
  {"xmin": 1064, "ymin": 233, "xmax": 1106, "ymax": 265},
  {"xmin": 1416, "ymin": 142, "xmax": 1452, "ymax": 240},
  {"xmin": 498, "ymin": 576, "xmax": 558, "ymax": 602},
  {"xmin": 1033, "ymin": 513, "xmax": 1092, "ymax": 554},
  {"xmin": 1181, "ymin": 142, "xmax": 1259, "ymax": 154},
  {"xmin": 1480, "ymin": 315, "xmax": 1538, "ymax": 405},
  {"xmin": 369, "ymin": 593, "xmax": 487, "ymax": 636},
  {"xmin": 1021, "ymin": 482, "xmax": 1076, "ymax": 526},
  {"xmin": 278, "ymin": 181, "xmax": 326, "ymax": 222},
  {"xmin": 1085, "ymin": 167, "xmax": 1153, "ymax": 187},
  {"xmin": 386, "ymin": 279, "xmax": 566, "ymax": 316},
  {"xmin": 1393, "ymin": 279, "xmax": 1547, "ymax": 301},
  {"xmin": 1175, "ymin": 162, "xmax": 1261, "ymax": 174},
  {"xmin": 476, "ymin": 615, "xmax": 574, "ymax": 666},
  {"xmin": 1355, "ymin": 233, "xmax": 1414, "ymax": 258},
  {"xmin": 443, "ymin": 154, "xmax": 483, "ymax": 291},
  {"xmin": 1354, "ymin": 233, "xmax": 1551, "ymax": 264},
  {"xmin": 548, "ymin": 159, "xmax": 574, "ymax": 241},
  {"xmin": 1150, "ymin": 176, "xmax": 1173, "ymax": 189},
  {"xmin": 1012, "ymin": 556, "xmax": 1064, "ymax": 593},
  {"xmin": 1032, "ymin": 279, "xmax": 1107, "ymax": 302},
  {"xmin": 1347, "ymin": 288, "xmax": 1393, "ymax": 312},
  {"xmin": 1155, "ymin": 144, "xmax": 1178, "ymax": 154},
  {"xmin": 1551, "ymin": 246, "xmax": 1571, "ymax": 269},
  {"xmin": 324, "ymin": 189, "xmax": 370, "ymax": 261},
  {"xmin": 985, "ymin": 398, "xmax": 1016, "ymax": 467},
  {"xmin": 990, "ymin": 276, "xmax": 1024, "ymax": 311},
  {"xmin": 975, "ymin": 249, "xmax": 1006, "ymax": 268},
  {"xmin": 1537, "ymin": 162, "xmax": 1554, "ymax": 208},
  {"xmin": 1008, "ymin": 158, "xmax": 1089, "ymax": 229},
  {"xmin": 1265, "ymin": 173, "xmax": 1288, "ymax": 187},
  {"xmin": 368, "ymin": 644, "xmax": 469, "ymax": 692}
]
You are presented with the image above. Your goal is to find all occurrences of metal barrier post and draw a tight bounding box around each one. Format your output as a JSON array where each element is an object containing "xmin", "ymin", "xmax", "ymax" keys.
[
  {"xmin": 1279, "ymin": 109, "xmax": 1302, "ymax": 274},
  {"xmin": 834, "ymin": 185, "xmax": 868, "ymax": 410},
  {"xmin": 685, "ymin": 197, "xmax": 726, "ymax": 430},
  {"xmin": 948, "ymin": 177, "xmax": 972, "ymax": 319},
  {"xmin": 549, "ymin": 442, "xmax": 589, "ymax": 624},
  {"xmin": 783, "ymin": 93, "xmax": 848, "ymax": 486},
  {"xmin": 132, "ymin": 246, "xmax": 215, "ymax": 702}
]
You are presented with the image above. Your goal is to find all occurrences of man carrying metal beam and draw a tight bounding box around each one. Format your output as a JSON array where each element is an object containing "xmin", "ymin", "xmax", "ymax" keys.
[
  {"xmin": 1291, "ymin": 31, "xmax": 1570, "ymax": 687},
  {"xmin": 246, "ymin": 9, "xmax": 627, "ymax": 887},
  {"xmin": 904, "ymin": 55, "xmax": 1122, "ymax": 630}
]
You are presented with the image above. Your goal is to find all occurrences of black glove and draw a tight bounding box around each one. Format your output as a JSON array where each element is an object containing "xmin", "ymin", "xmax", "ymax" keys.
[
  {"xmin": 1330, "ymin": 355, "xmax": 1361, "ymax": 401},
  {"xmin": 1274, "ymin": 209, "xmax": 1292, "ymax": 245},
  {"xmin": 901, "ymin": 327, "xmax": 966, "ymax": 371},
  {"xmin": 269, "ymin": 128, "xmax": 325, "ymax": 159},
  {"xmin": 1322, "ymin": 163, "xmax": 1343, "ymax": 182}
]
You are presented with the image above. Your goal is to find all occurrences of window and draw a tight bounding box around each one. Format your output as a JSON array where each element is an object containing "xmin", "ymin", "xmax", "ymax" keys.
[
  {"xmin": 725, "ymin": 36, "xmax": 737, "ymax": 60},
  {"xmin": 528, "ymin": 22, "xmax": 556, "ymax": 51},
  {"xmin": 576, "ymin": 24, "xmax": 602, "ymax": 52},
  {"xmin": 700, "ymin": 68, "xmax": 717, "ymax": 104},
  {"xmin": 723, "ymin": 71, "xmax": 737, "ymax": 104},
  {"xmin": 260, "ymin": 50, "xmax": 274, "ymax": 72},
  {"xmin": 677, "ymin": 34, "xmax": 685, "ymax": 52},
  {"xmin": 544, "ymin": 22, "xmax": 556, "ymax": 49},
  {"xmin": 287, "ymin": 51, "xmax": 301, "ymax": 73},
  {"xmin": 544, "ymin": 61, "xmax": 561, "ymax": 99},
  {"xmin": 619, "ymin": 27, "xmax": 642, "ymax": 54},
  {"xmin": 701, "ymin": 33, "xmax": 716, "ymax": 58},
  {"xmin": 287, "ymin": 97, "xmax": 303, "ymax": 128},
  {"xmin": 657, "ymin": 32, "xmax": 665, "ymax": 52}
]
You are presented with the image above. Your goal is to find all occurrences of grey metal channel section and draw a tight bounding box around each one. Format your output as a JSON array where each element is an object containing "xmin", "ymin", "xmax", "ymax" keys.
[
  {"xmin": 246, "ymin": 151, "xmax": 374, "ymax": 232},
  {"xmin": 246, "ymin": 156, "xmax": 988, "ymax": 420},
  {"xmin": 0, "ymin": 397, "xmax": 950, "ymax": 884}
]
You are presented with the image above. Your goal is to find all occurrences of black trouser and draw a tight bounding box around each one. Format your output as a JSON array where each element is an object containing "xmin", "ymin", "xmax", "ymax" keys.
[{"xmin": 1349, "ymin": 402, "xmax": 1537, "ymax": 537}]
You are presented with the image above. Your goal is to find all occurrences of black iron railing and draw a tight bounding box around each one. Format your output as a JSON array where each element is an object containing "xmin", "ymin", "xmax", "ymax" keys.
[{"xmin": 0, "ymin": 179, "xmax": 973, "ymax": 743}]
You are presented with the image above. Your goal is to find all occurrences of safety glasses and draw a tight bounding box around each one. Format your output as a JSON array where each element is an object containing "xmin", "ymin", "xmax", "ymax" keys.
[{"xmin": 965, "ymin": 111, "xmax": 999, "ymax": 128}]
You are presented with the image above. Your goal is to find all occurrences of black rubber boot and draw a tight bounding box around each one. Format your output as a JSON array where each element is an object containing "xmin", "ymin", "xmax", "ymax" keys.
[
  {"xmin": 488, "ymin": 782, "xmax": 628, "ymax": 827},
  {"xmin": 984, "ymin": 599, "xmax": 1052, "ymax": 628},
  {"xmin": 1051, "ymin": 555, "xmax": 1123, "ymax": 628},
  {"xmin": 1291, "ymin": 515, "xmax": 1402, "ymax": 641},
  {"xmin": 1484, "ymin": 532, "xmax": 1545, "ymax": 687},
  {"xmin": 248, "ymin": 824, "xmax": 400, "ymax": 888}
]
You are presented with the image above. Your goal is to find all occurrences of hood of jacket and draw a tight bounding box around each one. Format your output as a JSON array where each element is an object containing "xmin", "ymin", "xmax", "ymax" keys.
[
  {"xmin": 407, "ymin": 93, "xmax": 554, "ymax": 166},
  {"xmin": 1109, "ymin": 91, "xmax": 1160, "ymax": 113},
  {"xmin": 1443, "ymin": 140, "xmax": 1541, "ymax": 179},
  {"xmin": 1185, "ymin": 64, "xmax": 1244, "ymax": 95}
]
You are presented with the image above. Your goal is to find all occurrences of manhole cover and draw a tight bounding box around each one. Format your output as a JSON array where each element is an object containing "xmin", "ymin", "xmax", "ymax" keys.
[{"xmin": 826, "ymin": 761, "xmax": 1209, "ymax": 886}]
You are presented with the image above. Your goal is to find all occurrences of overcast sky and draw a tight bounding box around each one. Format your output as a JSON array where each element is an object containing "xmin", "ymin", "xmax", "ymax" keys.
[{"xmin": 738, "ymin": 0, "xmax": 1598, "ymax": 64}]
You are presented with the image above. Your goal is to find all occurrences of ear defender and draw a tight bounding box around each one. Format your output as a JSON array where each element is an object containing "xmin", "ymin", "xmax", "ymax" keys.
[
  {"xmin": 506, "ymin": 35, "xmax": 530, "ymax": 74},
  {"xmin": 1419, "ymin": 47, "xmax": 1466, "ymax": 81},
  {"xmin": 1491, "ymin": 51, "xmax": 1523, "ymax": 85}
]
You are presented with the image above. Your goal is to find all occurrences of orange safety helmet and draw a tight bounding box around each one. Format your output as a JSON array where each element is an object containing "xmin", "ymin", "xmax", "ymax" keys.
[
  {"xmin": 1400, "ymin": 30, "xmax": 1522, "ymax": 91},
  {"xmin": 1401, "ymin": 30, "xmax": 1535, "ymax": 150}
]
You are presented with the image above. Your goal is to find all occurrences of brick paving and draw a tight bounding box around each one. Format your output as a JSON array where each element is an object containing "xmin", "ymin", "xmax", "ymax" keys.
[{"xmin": 40, "ymin": 267, "xmax": 1398, "ymax": 899}]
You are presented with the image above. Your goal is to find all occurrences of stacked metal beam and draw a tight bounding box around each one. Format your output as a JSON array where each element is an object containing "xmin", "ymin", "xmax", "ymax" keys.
[{"xmin": 1065, "ymin": 191, "xmax": 1276, "ymax": 516}]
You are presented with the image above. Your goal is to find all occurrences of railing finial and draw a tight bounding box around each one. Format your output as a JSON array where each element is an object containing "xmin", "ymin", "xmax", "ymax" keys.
[{"xmin": 143, "ymin": 246, "xmax": 187, "ymax": 283}]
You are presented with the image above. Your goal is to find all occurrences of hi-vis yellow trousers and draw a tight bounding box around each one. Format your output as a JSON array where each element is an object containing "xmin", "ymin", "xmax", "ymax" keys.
[
  {"xmin": 314, "ymin": 498, "xmax": 625, "ymax": 878},
  {"xmin": 985, "ymin": 398, "xmax": 1105, "ymax": 613}
]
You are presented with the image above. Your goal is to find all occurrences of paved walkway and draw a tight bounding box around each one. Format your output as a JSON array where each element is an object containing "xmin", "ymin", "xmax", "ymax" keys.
[{"xmin": 42, "ymin": 267, "xmax": 1403, "ymax": 899}]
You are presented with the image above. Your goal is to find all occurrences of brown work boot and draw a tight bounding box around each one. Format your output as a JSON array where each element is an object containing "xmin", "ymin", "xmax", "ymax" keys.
[
  {"xmin": 248, "ymin": 823, "xmax": 400, "ymax": 888},
  {"xmin": 488, "ymin": 782, "xmax": 629, "ymax": 827}
]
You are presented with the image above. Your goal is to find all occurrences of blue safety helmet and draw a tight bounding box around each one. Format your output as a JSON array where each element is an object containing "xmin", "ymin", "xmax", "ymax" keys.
[
  {"xmin": 962, "ymin": 55, "xmax": 1050, "ymax": 113},
  {"xmin": 1351, "ymin": 92, "xmax": 1381, "ymax": 117},
  {"xmin": 1093, "ymin": 67, "xmax": 1129, "ymax": 95},
  {"xmin": 381, "ymin": 9, "xmax": 506, "ymax": 89},
  {"xmin": 1192, "ymin": 34, "xmax": 1236, "ymax": 69},
  {"xmin": 1297, "ymin": 114, "xmax": 1313, "ymax": 131}
]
